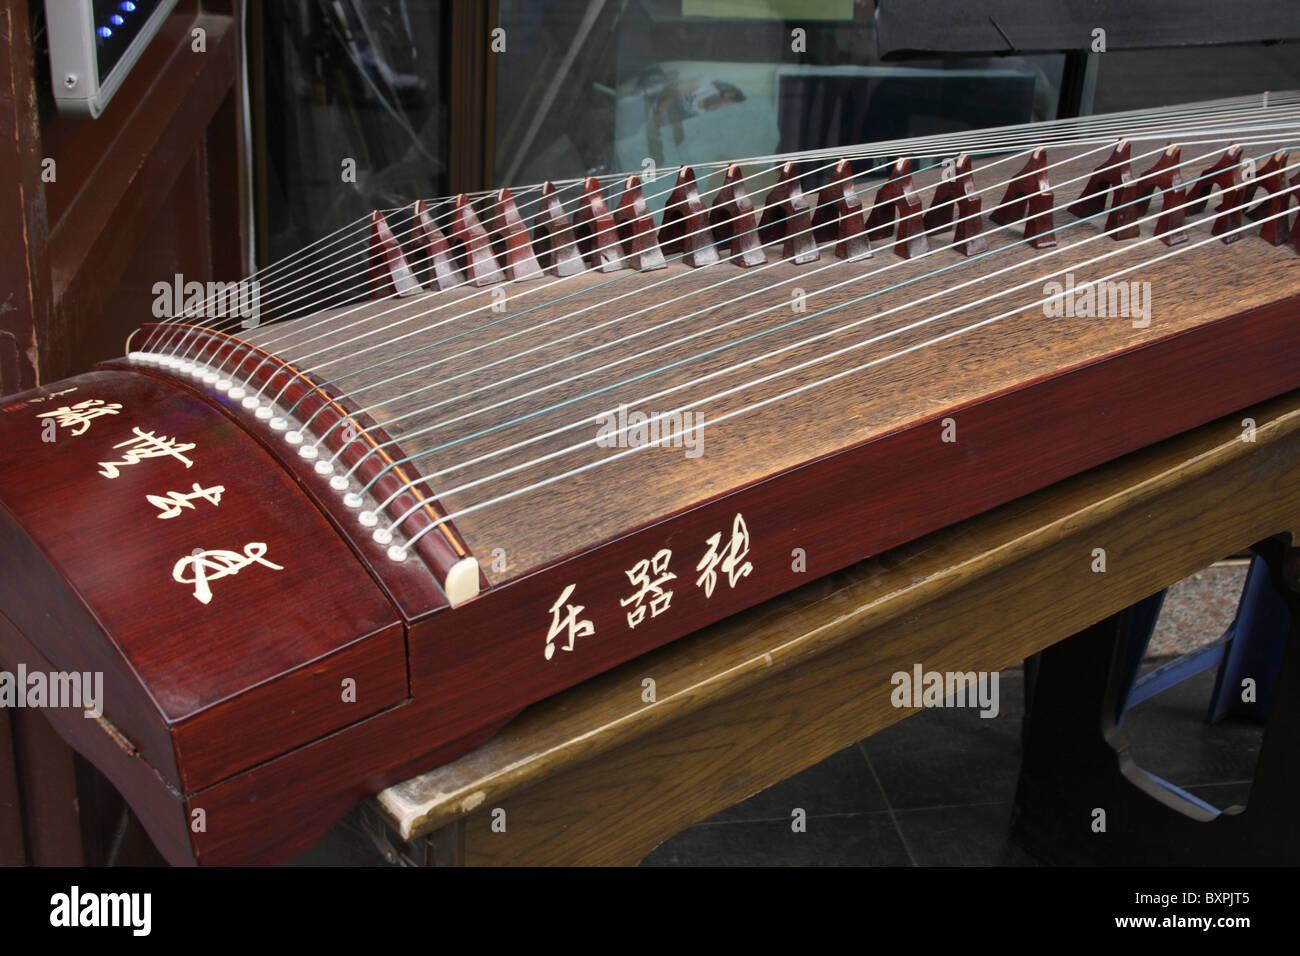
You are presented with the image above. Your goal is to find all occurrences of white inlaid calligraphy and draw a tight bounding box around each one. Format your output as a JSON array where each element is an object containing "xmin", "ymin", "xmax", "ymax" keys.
[
  {"xmin": 544, "ymin": 583, "xmax": 595, "ymax": 660},
  {"xmin": 147, "ymin": 483, "xmax": 226, "ymax": 519},
  {"xmin": 24, "ymin": 387, "xmax": 78, "ymax": 406},
  {"xmin": 39, "ymin": 399, "xmax": 122, "ymax": 436},
  {"xmin": 695, "ymin": 512, "xmax": 754, "ymax": 598},
  {"xmin": 172, "ymin": 543, "xmax": 284, "ymax": 605},
  {"xmin": 620, "ymin": 548, "xmax": 676, "ymax": 628},
  {"xmin": 98, "ymin": 428, "xmax": 196, "ymax": 478}
]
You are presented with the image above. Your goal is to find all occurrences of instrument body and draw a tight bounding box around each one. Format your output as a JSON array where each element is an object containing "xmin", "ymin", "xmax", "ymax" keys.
[{"xmin": 3, "ymin": 98, "xmax": 1300, "ymax": 863}]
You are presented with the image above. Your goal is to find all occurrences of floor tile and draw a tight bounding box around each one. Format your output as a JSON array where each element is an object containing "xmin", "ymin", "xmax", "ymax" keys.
[
  {"xmin": 858, "ymin": 668, "xmax": 1024, "ymax": 810},
  {"xmin": 892, "ymin": 802, "xmax": 1040, "ymax": 866},
  {"xmin": 706, "ymin": 744, "xmax": 887, "ymax": 824},
  {"xmin": 641, "ymin": 812, "xmax": 913, "ymax": 867}
]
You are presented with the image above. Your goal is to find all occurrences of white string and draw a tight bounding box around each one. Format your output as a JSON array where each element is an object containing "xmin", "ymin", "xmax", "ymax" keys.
[
  {"xmin": 146, "ymin": 97, "xmax": 1297, "ymax": 363},
  {"xmin": 370, "ymin": 148, "xmax": 1299, "ymax": 537},
  {"xmin": 248, "ymin": 100, "xmax": 1300, "ymax": 363},
  {"xmin": 351, "ymin": 132, "xmax": 1296, "ymax": 497},
  {"xmin": 393, "ymin": 167, "xmax": 1300, "ymax": 557},
  {"xmin": 234, "ymin": 140, "xmax": 939, "ymax": 386},
  {"xmin": 124, "ymin": 96, "xmax": 1300, "ymax": 566},
  {"xmin": 259, "ymin": 110, "xmax": 1300, "ymax": 435},
  {"xmin": 324, "ymin": 130, "xmax": 1289, "ymax": 463},
  {"xmin": 136, "ymin": 206, "xmax": 387, "ymax": 351}
]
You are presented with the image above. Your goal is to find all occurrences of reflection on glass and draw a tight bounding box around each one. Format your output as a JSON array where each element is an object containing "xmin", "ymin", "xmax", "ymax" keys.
[{"xmin": 494, "ymin": 1, "xmax": 1063, "ymax": 196}]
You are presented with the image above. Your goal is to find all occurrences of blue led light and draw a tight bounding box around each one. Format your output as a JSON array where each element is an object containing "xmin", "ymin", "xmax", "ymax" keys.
[
  {"xmin": 110, "ymin": 14, "xmax": 125, "ymax": 25},
  {"xmin": 97, "ymin": 26, "xmax": 112, "ymax": 38},
  {"xmin": 121, "ymin": 1, "xmax": 137, "ymax": 10}
]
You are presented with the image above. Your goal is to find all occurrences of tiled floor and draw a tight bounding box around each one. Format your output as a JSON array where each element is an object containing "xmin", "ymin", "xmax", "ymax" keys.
[
  {"xmin": 641, "ymin": 564, "xmax": 1268, "ymax": 867},
  {"xmin": 639, "ymin": 661, "xmax": 1265, "ymax": 866}
]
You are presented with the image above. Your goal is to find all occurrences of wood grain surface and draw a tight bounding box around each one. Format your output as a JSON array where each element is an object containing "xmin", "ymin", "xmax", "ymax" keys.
[{"xmin": 218, "ymin": 133, "xmax": 1300, "ymax": 581}]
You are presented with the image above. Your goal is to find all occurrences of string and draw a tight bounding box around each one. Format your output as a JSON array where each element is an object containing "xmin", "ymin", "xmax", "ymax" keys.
[
  {"xmin": 392, "ymin": 164, "xmax": 1300, "ymax": 557},
  {"xmin": 143, "ymin": 96, "xmax": 1295, "ymax": 361},
  {"xmin": 349, "ymin": 132, "xmax": 1297, "ymax": 501},
  {"xmin": 134, "ymin": 98, "xmax": 1300, "ymax": 447},
  {"xmin": 368, "ymin": 145, "xmax": 1300, "ymax": 536},
  {"xmin": 237, "ymin": 109, "xmax": 1300, "ymax": 413},
  {"xmin": 236, "ymin": 100, "xmax": 1300, "ymax": 359},
  {"xmin": 124, "ymin": 102, "xmax": 1300, "ymax": 558},
  {"xmin": 135, "ymin": 206, "xmax": 389, "ymax": 352},
  {"xmin": 235, "ymin": 110, "xmax": 1300, "ymax": 434},
  {"xmin": 318, "ymin": 129, "xmax": 1292, "ymax": 464}
]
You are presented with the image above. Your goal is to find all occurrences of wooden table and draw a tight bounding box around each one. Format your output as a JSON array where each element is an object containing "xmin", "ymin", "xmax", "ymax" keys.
[{"xmin": 365, "ymin": 389, "xmax": 1300, "ymax": 866}]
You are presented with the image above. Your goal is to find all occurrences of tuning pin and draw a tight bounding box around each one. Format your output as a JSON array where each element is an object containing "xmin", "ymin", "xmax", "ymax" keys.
[
  {"xmin": 924, "ymin": 153, "xmax": 986, "ymax": 256},
  {"xmin": 757, "ymin": 162, "xmax": 819, "ymax": 263},
  {"xmin": 990, "ymin": 148, "xmax": 1056, "ymax": 249},
  {"xmin": 864, "ymin": 157, "xmax": 929, "ymax": 259},
  {"xmin": 368, "ymin": 210, "xmax": 422, "ymax": 298},
  {"xmin": 709, "ymin": 165, "xmax": 767, "ymax": 267},
  {"xmin": 811, "ymin": 158, "xmax": 871, "ymax": 261},
  {"xmin": 613, "ymin": 175, "xmax": 667, "ymax": 271}
]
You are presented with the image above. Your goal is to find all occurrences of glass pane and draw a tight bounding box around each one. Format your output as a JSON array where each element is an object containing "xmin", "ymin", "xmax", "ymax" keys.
[
  {"xmin": 494, "ymin": 0, "xmax": 1063, "ymax": 198},
  {"xmin": 1088, "ymin": 41, "xmax": 1300, "ymax": 113},
  {"xmin": 258, "ymin": 0, "xmax": 449, "ymax": 266}
]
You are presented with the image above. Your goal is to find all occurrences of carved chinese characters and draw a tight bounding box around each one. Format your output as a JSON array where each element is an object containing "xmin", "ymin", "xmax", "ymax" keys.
[{"xmin": 541, "ymin": 513, "xmax": 753, "ymax": 660}]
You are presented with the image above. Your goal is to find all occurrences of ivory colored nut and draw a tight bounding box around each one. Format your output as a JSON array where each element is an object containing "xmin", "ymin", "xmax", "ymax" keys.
[{"xmin": 444, "ymin": 557, "xmax": 481, "ymax": 607}]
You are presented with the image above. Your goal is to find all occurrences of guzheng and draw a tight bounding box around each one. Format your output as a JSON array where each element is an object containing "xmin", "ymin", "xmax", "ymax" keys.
[{"xmin": 2, "ymin": 93, "xmax": 1299, "ymax": 865}]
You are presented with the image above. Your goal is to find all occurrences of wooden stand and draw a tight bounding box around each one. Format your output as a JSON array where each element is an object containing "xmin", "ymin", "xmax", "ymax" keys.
[{"xmin": 366, "ymin": 390, "xmax": 1300, "ymax": 865}]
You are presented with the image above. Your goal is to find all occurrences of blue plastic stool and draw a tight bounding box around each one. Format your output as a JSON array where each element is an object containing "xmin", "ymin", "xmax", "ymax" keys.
[
  {"xmin": 1011, "ymin": 540, "xmax": 1300, "ymax": 864},
  {"xmin": 1110, "ymin": 556, "xmax": 1290, "ymax": 813}
]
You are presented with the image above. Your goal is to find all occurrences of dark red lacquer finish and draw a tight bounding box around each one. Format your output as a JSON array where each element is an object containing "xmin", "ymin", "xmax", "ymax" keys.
[
  {"xmin": 0, "ymin": 369, "xmax": 407, "ymax": 860},
  {"xmin": 1134, "ymin": 145, "xmax": 1190, "ymax": 246},
  {"xmin": 758, "ymin": 162, "xmax": 820, "ymax": 264},
  {"xmin": 1068, "ymin": 139, "xmax": 1141, "ymax": 240},
  {"xmin": 865, "ymin": 157, "xmax": 930, "ymax": 258},
  {"xmin": 924, "ymin": 153, "xmax": 988, "ymax": 256},
  {"xmin": 812, "ymin": 158, "xmax": 872, "ymax": 261},
  {"xmin": 659, "ymin": 167, "xmax": 720, "ymax": 268},
  {"xmin": 1187, "ymin": 144, "xmax": 1248, "ymax": 242},
  {"xmin": 613, "ymin": 175, "xmax": 667, "ymax": 272},
  {"xmin": 991, "ymin": 147, "xmax": 1057, "ymax": 249}
]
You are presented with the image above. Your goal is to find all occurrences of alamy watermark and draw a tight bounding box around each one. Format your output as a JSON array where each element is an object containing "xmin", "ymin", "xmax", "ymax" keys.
[
  {"xmin": 152, "ymin": 273, "xmax": 261, "ymax": 327},
  {"xmin": 1042, "ymin": 271, "xmax": 1151, "ymax": 328},
  {"xmin": 50, "ymin": 886, "xmax": 150, "ymax": 936},
  {"xmin": 595, "ymin": 403, "xmax": 705, "ymax": 459},
  {"xmin": 0, "ymin": 665, "xmax": 103, "ymax": 718},
  {"xmin": 890, "ymin": 664, "xmax": 1000, "ymax": 718}
]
